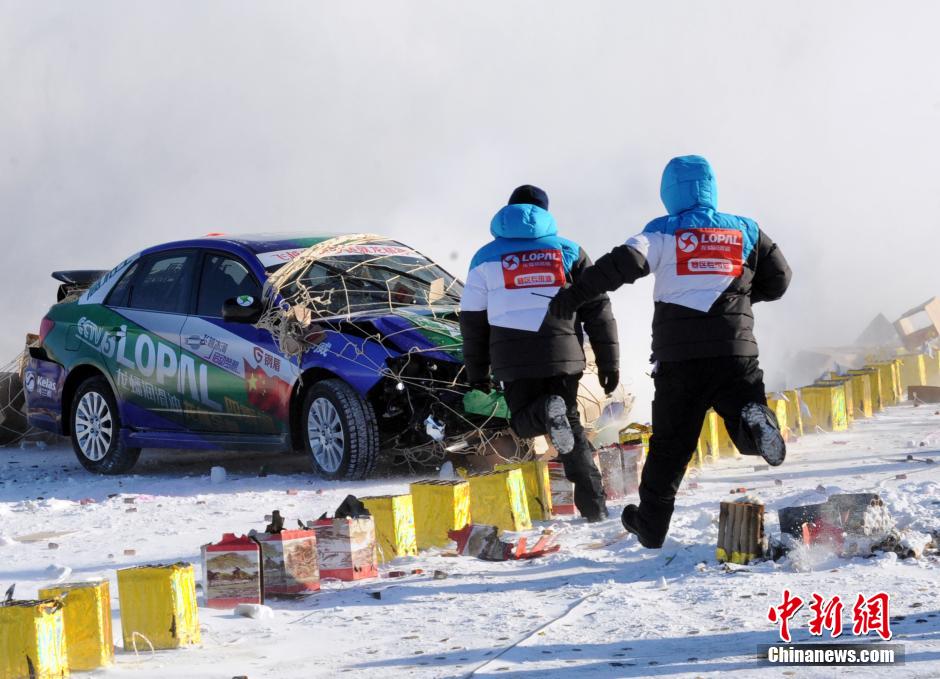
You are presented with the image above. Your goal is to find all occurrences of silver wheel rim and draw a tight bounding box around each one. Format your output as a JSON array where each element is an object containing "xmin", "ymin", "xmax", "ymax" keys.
[
  {"xmin": 307, "ymin": 397, "xmax": 345, "ymax": 473},
  {"xmin": 75, "ymin": 391, "xmax": 113, "ymax": 461}
]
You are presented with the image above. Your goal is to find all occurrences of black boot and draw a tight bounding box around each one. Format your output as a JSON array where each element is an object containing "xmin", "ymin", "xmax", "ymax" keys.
[
  {"xmin": 741, "ymin": 403, "xmax": 786, "ymax": 466},
  {"xmin": 621, "ymin": 504, "xmax": 664, "ymax": 549},
  {"xmin": 544, "ymin": 395, "xmax": 574, "ymax": 454}
]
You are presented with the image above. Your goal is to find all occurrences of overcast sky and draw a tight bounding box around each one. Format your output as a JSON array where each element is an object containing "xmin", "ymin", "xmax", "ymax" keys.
[{"xmin": 3, "ymin": 2, "xmax": 939, "ymax": 416}]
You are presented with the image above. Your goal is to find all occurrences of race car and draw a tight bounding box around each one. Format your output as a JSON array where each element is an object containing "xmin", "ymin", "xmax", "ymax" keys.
[{"xmin": 24, "ymin": 233, "xmax": 502, "ymax": 477}]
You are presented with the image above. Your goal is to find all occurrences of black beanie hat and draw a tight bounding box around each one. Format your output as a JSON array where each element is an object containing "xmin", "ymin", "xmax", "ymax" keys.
[{"xmin": 508, "ymin": 184, "xmax": 549, "ymax": 211}]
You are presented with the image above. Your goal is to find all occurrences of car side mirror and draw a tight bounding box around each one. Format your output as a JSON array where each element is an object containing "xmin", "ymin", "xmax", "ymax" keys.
[{"xmin": 222, "ymin": 295, "xmax": 262, "ymax": 323}]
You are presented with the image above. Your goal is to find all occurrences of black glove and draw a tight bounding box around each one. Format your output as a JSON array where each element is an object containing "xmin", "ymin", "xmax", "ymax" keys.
[
  {"xmin": 598, "ymin": 369, "xmax": 619, "ymax": 395},
  {"xmin": 469, "ymin": 378, "xmax": 493, "ymax": 394},
  {"xmin": 548, "ymin": 284, "xmax": 589, "ymax": 319}
]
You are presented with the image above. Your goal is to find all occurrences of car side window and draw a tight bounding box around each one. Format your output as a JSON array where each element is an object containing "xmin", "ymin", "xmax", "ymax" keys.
[
  {"xmin": 104, "ymin": 261, "xmax": 141, "ymax": 308},
  {"xmin": 125, "ymin": 252, "xmax": 197, "ymax": 314},
  {"xmin": 197, "ymin": 254, "xmax": 261, "ymax": 317}
]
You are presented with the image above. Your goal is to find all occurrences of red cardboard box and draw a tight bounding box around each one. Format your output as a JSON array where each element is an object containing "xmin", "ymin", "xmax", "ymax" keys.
[
  {"xmin": 202, "ymin": 533, "xmax": 262, "ymax": 608},
  {"xmin": 253, "ymin": 529, "xmax": 321, "ymax": 596},
  {"xmin": 312, "ymin": 517, "xmax": 378, "ymax": 581}
]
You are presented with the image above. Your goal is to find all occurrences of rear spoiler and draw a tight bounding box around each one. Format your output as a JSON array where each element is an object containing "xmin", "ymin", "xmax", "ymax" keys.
[{"xmin": 52, "ymin": 270, "xmax": 108, "ymax": 302}]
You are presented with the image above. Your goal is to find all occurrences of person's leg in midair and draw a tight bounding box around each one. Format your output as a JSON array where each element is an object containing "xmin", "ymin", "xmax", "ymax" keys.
[{"xmin": 623, "ymin": 360, "xmax": 709, "ymax": 547}]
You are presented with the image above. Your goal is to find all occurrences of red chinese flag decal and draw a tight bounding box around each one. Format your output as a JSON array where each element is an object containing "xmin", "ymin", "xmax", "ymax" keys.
[
  {"xmin": 501, "ymin": 249, "xmax": 565, "ymax": 289},
  {"xmin": 675, "ymin": 228, "xmax": 744, "ymax": 277}
]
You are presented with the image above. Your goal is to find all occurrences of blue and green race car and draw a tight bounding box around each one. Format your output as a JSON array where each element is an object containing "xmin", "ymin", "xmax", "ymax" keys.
[{"xmin": 24, "ymin": 233, "xmax": 505, "ymax": 477}]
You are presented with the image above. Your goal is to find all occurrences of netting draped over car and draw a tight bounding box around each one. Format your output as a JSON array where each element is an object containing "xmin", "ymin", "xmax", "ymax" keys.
[
  {"xmin": 0, "ymin": 352, "xmax": 40, "ymax": 447},
  {"xmin": 255, "ymin": 234, "xmax": 534, "ymax": 467}
]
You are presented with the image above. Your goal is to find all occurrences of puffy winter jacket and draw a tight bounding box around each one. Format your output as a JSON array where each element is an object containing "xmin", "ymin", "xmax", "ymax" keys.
[
  {"xmin": 460, "ymin": 203, "xmax": 619, "ymax": 383},
  {"xmin": 573, "ymin": 155, "xmax": 791, "ymax": 362}
]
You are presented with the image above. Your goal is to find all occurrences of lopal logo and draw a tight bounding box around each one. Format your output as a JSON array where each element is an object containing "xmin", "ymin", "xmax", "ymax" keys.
[
  {"xmin": 677, "ymin": 231, "xmax": 699, "ymax": 253},
  {"xmin": 24, "ymin": 371, "xmax": 35, "ymax": 393},
  {"xmin": 502, "ymin": 254, "xmax": 520, "ymax": 270}
]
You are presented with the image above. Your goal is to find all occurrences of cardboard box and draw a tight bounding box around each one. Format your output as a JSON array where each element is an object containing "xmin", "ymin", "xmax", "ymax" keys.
[
  {"xmin": 253, "ymin": 529, "xmax": 321, "ymax": 595},
  {"xmin": 847, "ymin": 369, "xmax": 882, "ymax": 413},
  {"xmin": 699, "ymin": 410, "xmax": 721, "ymax": 461},
  {"xmin": 596, "ymin": 446, "xmax": 626, "ymax": 499},
  {"xmin": 867, "ymin": 359, "xmax": 903, "ymax": 404},
  {"xmin": 897, "ymin": 353, "xmax": 927, "ymax": 390},
  {"xmin": 782, "ymin": 389, "xmax": 805, "ymax": 437},
  {"xmin": 766, "ymin": 396, "xmax": 789, "ymax": 442},
  {"xmin": 468, "ymin": 469, "xmax": 532, "ymax": 532},
  {"xmin": 116, "ymin": 563, "xmax": 200, "ymax": 650},
  {"xmin": 715, "ymin": 413, "xmax": 739, "ymax": 458},
  {"xmin": 360, "ymin": 494, "xmax": 418, "ymax": 562},
  {"xmin": 39, "ymin": 579, "xmax": 113, "ymax": 671},
  {"xmin": 494, "ymin": 460, "xmax": 553, "ymax": 521},
  {"xmin": 621, "ymin": 445, "xmax": 644, "ymax": 495},
  {"xmin": 924, "ymin": 351, "xmax": 940, "ymax": 387},
  {"xmin": 0, "ymin": 599, "xmax": 68, "ymax": 679},
  {"xmin": 894, "ymin": 296, "xmax": 940, "ymax": 350},
  {"xmin": 817, "ymin": 378, "xmax": 855, "ymax": 424},
  {"xmin": 312, "ymin": 517, "xmax": 378, "ymax": 581},
  {"xmin": 202, "ymin": 533, "xmax": 263, "ymax": 608},
  {"xmin": 409, "ymin": 479, "xmax": 471, "ymax": 549},
  {"xmin": 618, "ymin": 423, "xmax": 651, "ymax": 455},
  {"xmin": 547, "ymin": 461, "xmax": 576, "ymax": 515},
  {"xmin": 799, "ymin": 383, "xmax": 848, "ymax": 432}
]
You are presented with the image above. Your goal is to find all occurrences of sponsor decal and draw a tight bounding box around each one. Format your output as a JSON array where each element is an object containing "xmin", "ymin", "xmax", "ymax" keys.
[
  {"xmin": 76, "ymin": 316, "xmax": 220, "ymax": 410},
  {"xmin": 675, "ymin": 228, "xmax": 743, "ymax": 277},
  {"xmin": 311, "ymin": 341, "xmax": 332, "ymax": 358},
  {"xmin": 257, "ymin": 248, "xmax": 307, "ymax": 267},
  {"xmin": 500, "ymin": 249, "xmax": 565, "ymax": 289},
  {"xmin": 237, "ymin": 295, "xmax": 254, "ymax": 307},
  {"xmin": 252, "ymin": 346, "xmax": 284, "ymax": 371},
  {"xmin": 320, "ymin": 243, "xmax": 418, "ymax": 259},
  {"xmin": 24, "ymin": 371, "xmax": 35, "ymax": 393},
  {"xmin": 116, "ymin": 368, "xmax": 182, "ymax": 411},
  {"xmin": 243, "ymin": 360, "xmax": 291, "ymax": 421}
]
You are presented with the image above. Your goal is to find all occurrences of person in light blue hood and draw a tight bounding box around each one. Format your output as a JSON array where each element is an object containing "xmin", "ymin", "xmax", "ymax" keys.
[
  {"xmin": 460, "ymin": 185, "xmax": 619, "ymax": 522},
  {"xmin": 550, "ymin": 156, "xmax": 792, "ymax": 547}
]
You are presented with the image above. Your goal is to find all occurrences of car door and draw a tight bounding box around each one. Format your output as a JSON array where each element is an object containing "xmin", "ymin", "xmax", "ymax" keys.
[
  {"xmin": 179, "ymin": 250, "xmax": 287, "ymax": 435},
  {"xmin": 103, "ymin": 249, "xmax": 198, "ymax": 429}
]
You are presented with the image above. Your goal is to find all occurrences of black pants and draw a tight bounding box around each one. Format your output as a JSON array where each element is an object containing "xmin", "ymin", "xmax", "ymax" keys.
[
  {"xmin": 502, "ymin": 373, "xmax": 607, "ymax": 519},
  {"xmin": 639, "ymin": 356, "xmax": 768, "ymax": 541}
]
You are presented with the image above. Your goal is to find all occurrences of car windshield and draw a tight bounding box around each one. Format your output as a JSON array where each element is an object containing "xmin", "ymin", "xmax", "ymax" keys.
[{"xmin": 271, "ymin": 239, "xmax": 463, "ymax": 317}]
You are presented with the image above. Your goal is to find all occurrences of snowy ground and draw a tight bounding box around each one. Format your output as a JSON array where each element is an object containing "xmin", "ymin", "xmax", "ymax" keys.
[{"xmin": 2, "ymin": 405, "xmax": 939, "ymax": 678}]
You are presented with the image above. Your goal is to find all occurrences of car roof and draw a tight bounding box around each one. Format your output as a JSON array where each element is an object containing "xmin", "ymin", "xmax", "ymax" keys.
[{"xmin": 145, "ymin": 232, "xmax": 355, "ymax": 256}]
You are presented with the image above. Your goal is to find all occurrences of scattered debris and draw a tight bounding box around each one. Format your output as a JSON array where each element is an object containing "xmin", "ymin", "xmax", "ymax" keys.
[{"xmin": 234, "ymin": 603, "xmax": 274, "ymax": 620}]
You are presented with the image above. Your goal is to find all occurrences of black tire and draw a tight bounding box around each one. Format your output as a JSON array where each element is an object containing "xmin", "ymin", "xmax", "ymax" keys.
[
  {"xmin": 70, "ymin": 376, "xmax": 141, "ymax": 474},
  {"xmin": 0, "ymin": 372, "xmax": 28, "ymax": 446},
  {"xmin": 301, "ymin": 378, "xmax": 379, "ymax": 480}
]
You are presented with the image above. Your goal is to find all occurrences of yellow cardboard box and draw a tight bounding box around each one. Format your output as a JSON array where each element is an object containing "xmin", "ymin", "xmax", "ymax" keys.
[
  {"xmin": 116, "ymin": 563, "xmax": 200, "ymax": 651},
  {"xmin": 468, "ymin": 469, "xmax": 532, "ymax": 532},
  {"xmin": 409, "ymin": 480, "xmax": 471, "ymax": 549},
  {"xmin": 868, "ymin": 361, "xmax": 901, "ymax": 406},
  {"xmin": 714, "ymin": 413, "xmax": 739, "ymax": 458},
  {"xmin": 0, "ymin": 599, "xmax": 68, "ymax": 679},
  {"xmin": 766, "ymin": 396, "xmax": 789, "ymax": 441},
  {"xmin": 494, "ymin": 460, "xmax": 553, "ymax": 520},
  {"xmin": 360, "ymin": 494, "xmax": 418, "ymax": 563},
  {"xmin": 39, "ymin": 580, "xmax": 113, "ymax": 671},
  {"xmin": 847, "ymin": 368, "xmax": 883, "ymax": 412},
  {"xmin": 897, "ymin": 353, "xmax": 927, "ymax": 391},
  {"xmin": 800, "ymin": 383, "xmax": 848, "ymax": 432},
  {"xmin": 818, "ymin": 378, "xmax": 855, "ymax": 424},
  {"xmin": 782, "ymin": 389, "xmax": 805, "ymax": 437},
  {"xmin": 924, "ymin": 351, "xmax": 940, "ymax": 387}
]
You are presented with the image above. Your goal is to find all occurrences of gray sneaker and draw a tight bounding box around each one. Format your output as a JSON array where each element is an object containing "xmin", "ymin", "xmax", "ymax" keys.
[
  {"xmin": 742, "ymin": 402, "xmax": 786, "ymax": 466},
  {"xmin": 545, "ymin": 395, "xmax": 574, "ymax": 454}
]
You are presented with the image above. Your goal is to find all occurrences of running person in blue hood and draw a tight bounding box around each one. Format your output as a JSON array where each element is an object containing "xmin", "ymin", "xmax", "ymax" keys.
[
  {"xmin": 550, "ymin": 157, "xmax": 792, "ymax": 546},
  {"xmin": 460, "ymin": 185, "xmax": 619, "ymax": 521}
]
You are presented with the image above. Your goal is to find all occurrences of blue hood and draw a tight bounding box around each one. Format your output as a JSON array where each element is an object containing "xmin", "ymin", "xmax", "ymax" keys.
[
  {"xmin": 490, "ymin": 204, "xmax": 558, "ymax": 240},
  {"xmin": 660, "ymin": 155, "xmax": 718, "ymax": 215}
]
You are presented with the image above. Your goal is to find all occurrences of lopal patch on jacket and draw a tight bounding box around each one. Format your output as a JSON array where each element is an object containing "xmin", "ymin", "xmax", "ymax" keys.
[
  {"xmin": 577, "ymin": 155, "xmax": 791, "ymax": 362},
  {"xmin": 460, "ymin": 203, "xmax": 618, "ymax": 383}
]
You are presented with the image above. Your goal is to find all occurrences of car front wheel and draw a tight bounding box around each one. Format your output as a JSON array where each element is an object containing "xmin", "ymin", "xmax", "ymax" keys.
[
  {"xmin": 302, "ymin": 379, "xmax": 379, "ymax": 480},
  {"xmin": 70, "ymin": 376, "xmax": 141, "ymax": 474}
]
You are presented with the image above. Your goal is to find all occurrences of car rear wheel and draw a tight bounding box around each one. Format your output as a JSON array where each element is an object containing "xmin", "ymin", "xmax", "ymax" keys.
[
  {"xmin": 302, "ymin": 378, "xmax": 379, "ymax": 480},
  {"xmin": 70, "ymin": 376, "xmax": 141, "ymax": 474}
]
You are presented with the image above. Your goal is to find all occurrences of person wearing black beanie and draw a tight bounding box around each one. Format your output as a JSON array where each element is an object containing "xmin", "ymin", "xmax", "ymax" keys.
[{"xmin": 459, "ymin": 185, "xmax": 619, "ymax": 522}]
